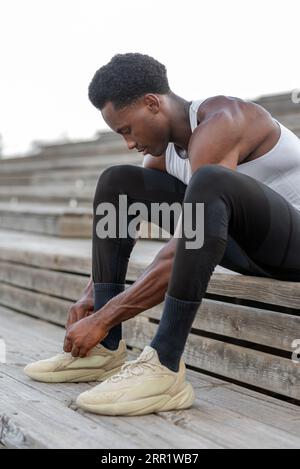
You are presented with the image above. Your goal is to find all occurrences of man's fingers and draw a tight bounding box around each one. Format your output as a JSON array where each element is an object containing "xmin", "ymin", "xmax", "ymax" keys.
[
  {"xmin": 78, "ymin": 348, "xmax": 88, "ymax": 358},
  {"xmin": 63, "ymin": 335, "xmax": 72, "ymax": 353},
  {"xmin": 71, "ymin": 345, "xmax": 80, "ymax": 358},
  {"xmin": 65, "ymin": 303, "xmax": 91, "ymax": 329}
]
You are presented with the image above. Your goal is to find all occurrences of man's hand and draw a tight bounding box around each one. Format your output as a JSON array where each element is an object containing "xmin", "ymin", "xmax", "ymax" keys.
[
  {"xmin": 65, "ymin": 296, "xmax": 94, "ymax": 330},
  {"xmin": 63, "ymin": 314, "xmax": 109, "ymax": 357}
]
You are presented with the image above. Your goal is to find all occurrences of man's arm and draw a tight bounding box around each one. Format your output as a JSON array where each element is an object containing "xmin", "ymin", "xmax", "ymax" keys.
[
  {"xmin": 188, "ymin": 110, "xmax": 241, "ymax": 173},
  {"xmin": 64, "ymin": 235, "xmax": 179, "ymax": 356},
  {"xmin": 98, "ymin": 234, "xmax": 178, "ymax": 330}
]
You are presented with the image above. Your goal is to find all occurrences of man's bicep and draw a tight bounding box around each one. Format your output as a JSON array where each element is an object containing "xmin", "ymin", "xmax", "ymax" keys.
[{"xmin": 188, "ymin": 112, "xmax": 240, "ymax": 173}]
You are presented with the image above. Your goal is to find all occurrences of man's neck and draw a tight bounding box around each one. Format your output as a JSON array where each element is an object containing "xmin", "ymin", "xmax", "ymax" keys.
[{"xmin": 167, "ymin": 94, "xmax": 193, "ymax": 150}]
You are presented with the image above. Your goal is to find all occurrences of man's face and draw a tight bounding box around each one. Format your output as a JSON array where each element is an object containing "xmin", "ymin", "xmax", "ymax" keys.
[{"xmin": 101, "ymin": 94, "xmax": 170, "ymax": 157}]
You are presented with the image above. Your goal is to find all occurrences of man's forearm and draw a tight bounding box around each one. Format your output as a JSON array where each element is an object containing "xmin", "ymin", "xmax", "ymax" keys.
[{"xmin": 96, "ymin": 249, "xmax": 174, "ymax": 330}]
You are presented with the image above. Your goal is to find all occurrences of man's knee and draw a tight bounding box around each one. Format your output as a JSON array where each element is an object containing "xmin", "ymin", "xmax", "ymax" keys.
[
  {"xmin": 185, "ymin": 164, "xmax": 231, "ymax": 200},
  {"xmin": 191, "ymin": 164, "xmax": 230, "ymax": 183},
  {"xmin": 93, "ymin": 164, "xmax": 137, "ymax": 207}
]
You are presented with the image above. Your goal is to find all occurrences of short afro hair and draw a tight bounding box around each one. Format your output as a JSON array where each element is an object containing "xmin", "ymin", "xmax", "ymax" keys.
[{"xmin": 88, "ymin": 53, "xmax": 171, "ymax": 111}]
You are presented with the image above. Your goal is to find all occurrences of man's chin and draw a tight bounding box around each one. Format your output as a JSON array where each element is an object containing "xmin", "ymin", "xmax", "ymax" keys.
[{"xmin": 152, "ymin": 146, "xmax": 167, "ymax": 157}]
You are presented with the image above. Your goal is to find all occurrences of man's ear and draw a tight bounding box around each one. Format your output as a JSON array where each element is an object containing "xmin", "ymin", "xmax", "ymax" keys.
[{"xmin": 144, "ymin": 94, "xmax": 160, "ymax": 113}]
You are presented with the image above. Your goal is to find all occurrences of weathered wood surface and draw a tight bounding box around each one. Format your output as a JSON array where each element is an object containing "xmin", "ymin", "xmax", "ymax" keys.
[
  {"xmin": 207, "ymin": 273, "xmax": 300, "ymax": 310},
  {"xmin": 0, "ymin": 229, "xmax": 93, "ymax": 274},
  {"xmin": 0, "ymin": 229, "xmax": 300, "ymax": 310},
  {"xmin": 1, "ymin": 306, "xmax": 300, "ymax": 449},
  {"xmin": 1, "ymin": 135, "xmax": 127, "ymax": 163},
  {"xmin": 0, "ymin": 282, "xmax": 299, "ymax": 400},
  {"xmin": 0, "ymin": 165, "xmax": 102, "ymax": 183},
  {"xmin": 0, "ymin": 261, "xmax": 299, "ymax": 353},
  {"xmin": 143, "ymin": 300, "xmax": 300, "ymax": 353},
  {"xmin": 0, "ymin": 204, "xmax": 93, "ymax": 238},
  {"xmin": 0, "ymin": 152, "xmax": 141, "ymax": 174},
  {"xmin": 122, "ymin": 316, "xmax": 300, "ymax": 400},
  {"xmin": 0, "ymin": 230, "xmax": 300, "ymax": 400},
  {"xmin": 0, "ymin": 203, "xmax": 92, "ymax": 216},
  {"xmin": 0, "ymin": 186, "xmax": 94, "ymax": 200},
  {"xmin": 0, "ymin": 229, "xmax": 163, "ymax": 276}
]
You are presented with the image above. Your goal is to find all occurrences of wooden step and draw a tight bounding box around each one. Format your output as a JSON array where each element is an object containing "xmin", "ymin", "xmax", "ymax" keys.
[
  {"xmin": 0, "ymin": 259, "xmax": 298, "ymax": 353},
  {"xmin": 0, "ymin": 229, "xmax": 299, "ymax": 400},
  {"xmin": 0, "ymin": 186, "xmax": 94, "ymax": 205},
  {"xmin": 0, "ymin": 229, "xmax": 163, "ymax": 276},
  {"xmin": 0, "ymin": 167, "xmax": 101, "ymax": 186},
  {"xmin": 0, "ymin": 277, "xmax": 299, "ymax": 400},
  {"xmin": 1, "ymin": 134, "xmax": 128, "ymax": 163},
  {"xmin": 1, "ymin": 306, "xmax": 300, "ymax": 449},
  {"xmin": 0, "ymin": 193, "xmax": 92, "ymax": 207},
  {"xmin": 0, "ymin": 204, "xmax": 168, "ymax": 239},
  {"xmin": 0, "ymin": 151, "xmax": 142, "ymax": 174},
  {"xmin": 0, "ymin": 203, "xmax": 93, "ymax": 238}
]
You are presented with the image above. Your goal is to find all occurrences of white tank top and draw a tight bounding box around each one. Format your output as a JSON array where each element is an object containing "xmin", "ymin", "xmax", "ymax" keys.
[{"xmin": 165, "ymin": 99, "xmax": 300, "ymax": 213}]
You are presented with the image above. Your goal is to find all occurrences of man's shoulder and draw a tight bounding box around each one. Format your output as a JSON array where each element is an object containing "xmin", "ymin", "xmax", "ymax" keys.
[
  {"xmin": 196, "ymin": 95, "xmax": 249, "ymax": 123},
  {"xmin": 189, "ymin": 97, "xmax": 244, "ymax": 158}
]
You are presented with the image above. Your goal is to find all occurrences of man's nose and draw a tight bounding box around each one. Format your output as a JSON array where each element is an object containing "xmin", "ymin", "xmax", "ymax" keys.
[{"xmin": 125, "ymin": 138, "xmax": 137, "ymax": 151}]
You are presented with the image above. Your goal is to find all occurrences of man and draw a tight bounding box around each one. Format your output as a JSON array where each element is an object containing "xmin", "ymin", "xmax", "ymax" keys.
[{"xmin": 24, "ymin": 53, "xmax": 300, "ymax": 416}]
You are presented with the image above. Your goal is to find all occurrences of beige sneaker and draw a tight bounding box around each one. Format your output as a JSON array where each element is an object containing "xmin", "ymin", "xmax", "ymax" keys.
[
  {"xmin": 24, "ymin": 340, "xmax": 127, "ymax": 383},
  {"xmin": 76, "ymin": 345, "xmax": 195, "ymax": 416}
]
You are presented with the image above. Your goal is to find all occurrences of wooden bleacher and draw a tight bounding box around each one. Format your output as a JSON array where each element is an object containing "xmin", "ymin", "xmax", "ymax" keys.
[{"xmin": 0, "ymin": 96, "xmax": 300, "ymax": 448}]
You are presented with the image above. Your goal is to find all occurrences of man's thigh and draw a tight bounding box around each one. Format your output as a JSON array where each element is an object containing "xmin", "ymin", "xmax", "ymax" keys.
[{"xmin": 222, "ymin": 176, "xmax": 300, "ymax": 280}]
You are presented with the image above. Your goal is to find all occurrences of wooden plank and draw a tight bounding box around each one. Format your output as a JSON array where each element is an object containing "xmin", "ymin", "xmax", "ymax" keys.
[
  {"xmin": 0, "ymin": 229, "xmax": 163, "ymax": 276},
  {"xmin": 0, "ymin": 202, "xmax": 92, "ymax": 216},
  {"xmin": 0, "ymin": 194, "xmax": 92, "ymax": 207},
  {"xmin": 1, "ymin": 374, "xmax": 153, "ymax": 449},
  {"xmin": 207, "ymin": 271, "xmax": 300, "ymax": 310},
  {"xmin": 1, "ymin": 306, "xmax": 300, "ymax": 449},
  {"xmin": 0, "ymin": 165, "xmax": 101, "ymax": 181},
  {"xmin": 0, "ymin": 261, "xmax": 88, "ymax": 301},
  {"xmin": 0, "ymin": 185, "xmax": 93, "ymax": 199},
  {"xmin": 122, "ymin": 316, "xmax": 300, "ymax": 400},
  {"xmin": 0, "ymin": 138, "xmax": 131, "ymax": 165},
  {"xmin": 185, "ymin": 376, "xmax": 300, "ymax": 438},
  {"xmin": 0, "ymin": 152, "xmax": 141, "ymax": 173},
  {"xmin": 0, "ymin": 283, "xmax": 72, "ymax": 325},
  {"xmin": 142, "ymin": 299, "xmax": 300, "ymax": 353},
  {"xmin": 158, "ymin": 399, "xmax": 300, "ymax": 449},
  {"xmin": 0, "ymin": 305, "xmax": 218, "ymax": 390},
  {"xmin": 0, "ymin": 382, "xmax": 208, "ymax": 449},
  {"xmin": 0, "ymin": 213, "xmax": 91, "ymax": 238},
  {"xmin": 1, "ymin": 261, "xmax": 298, "ymax": 354},
  {"xmin": 0, "ymin": 228, "xmax": 300, "ymax": 310},
  {"xmin": 1, "ymin": 281, "xmax": 298, "ymax": 399},
  {"xmin": 0, "ymin": 307, "xmax": 217, "ymax": 449}
]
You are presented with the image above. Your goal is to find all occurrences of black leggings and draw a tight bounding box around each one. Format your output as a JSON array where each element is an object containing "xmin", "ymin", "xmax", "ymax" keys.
[{"xmin": 92, "ymin": 164, "xmax": 300, "ymax": 302}]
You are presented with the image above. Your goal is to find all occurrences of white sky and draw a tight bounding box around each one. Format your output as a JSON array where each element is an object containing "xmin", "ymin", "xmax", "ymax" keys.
[{"xmin": 0, "ymin": 0, "xmax": 299, "ymax": 156}]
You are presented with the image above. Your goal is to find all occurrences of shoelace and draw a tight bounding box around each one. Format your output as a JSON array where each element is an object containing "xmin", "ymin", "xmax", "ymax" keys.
[{"xmin": 107, "ymin": 354, "xmax": 163, "ymax": 383}]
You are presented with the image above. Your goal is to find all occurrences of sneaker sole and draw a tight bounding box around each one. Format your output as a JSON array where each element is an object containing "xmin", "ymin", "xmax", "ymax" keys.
[
  {"xmin": 24, "ymin": 364, "xmax": 124, "ymax": 383},
  {"xmin": 76, "ymin": 382, "xmax": 195, "ymax": 416}
]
